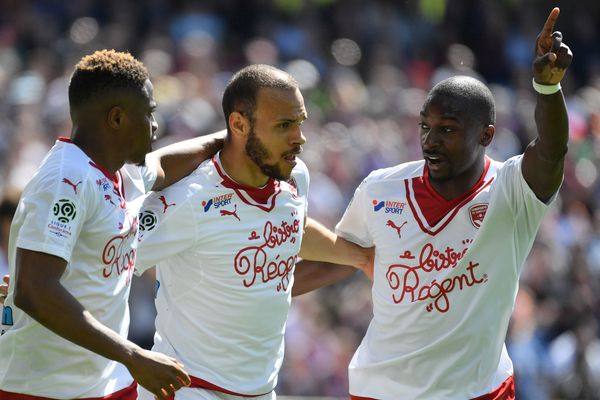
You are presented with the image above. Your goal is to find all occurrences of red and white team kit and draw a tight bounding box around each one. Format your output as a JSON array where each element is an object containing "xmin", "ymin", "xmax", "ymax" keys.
[
  {"xmin": 134, "ymin": 153, "xmax": 309, "ymax": 399},
  {"xmin": 336, "ymin": 156, "xmax": 551, "ymax": 400}
]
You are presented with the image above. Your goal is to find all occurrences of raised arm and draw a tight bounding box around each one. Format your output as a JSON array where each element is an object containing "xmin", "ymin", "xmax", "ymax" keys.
[
  {"xmin": 294, "ymin": 217, "xmax": 373, "ymax": 296},
  {"xmin": 522, "ymin": 7, "xmax": 573, "ymax": 202},
  {"xmin": 13, "ymin": 249, "xmax": 190, "ymax": 399},
  {"xmin": 149, "ymin": 130, "xmax": 226, "ymax": 191}
]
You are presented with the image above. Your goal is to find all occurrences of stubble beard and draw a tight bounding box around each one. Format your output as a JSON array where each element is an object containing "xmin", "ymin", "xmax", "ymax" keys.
[{"xmin": 245, "ymin": 126, "xmax": 288, "ymax": 181}]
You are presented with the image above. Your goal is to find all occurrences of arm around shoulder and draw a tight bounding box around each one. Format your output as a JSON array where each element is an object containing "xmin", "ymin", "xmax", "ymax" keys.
[
  {"xmin": 149, "ymin": 130, "xmax": 226, "ymax": 191},
  {"xmin": 293, "ymin": 217, "xmax": 374, "ymax": 296}
]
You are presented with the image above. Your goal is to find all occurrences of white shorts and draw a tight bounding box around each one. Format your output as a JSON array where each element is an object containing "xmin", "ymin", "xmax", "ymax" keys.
[{"xmin": 137, "ymin": 385, "xmax": 276, "ymax": 400}]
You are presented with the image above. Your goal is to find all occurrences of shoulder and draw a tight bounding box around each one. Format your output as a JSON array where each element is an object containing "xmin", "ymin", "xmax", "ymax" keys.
[
  {"xmin": 291, "ymin": 158, "xmax": 309, "ymax": 182},
  {"xmin": 489, "ymin": 155, "xmax": 523, "ymax": 181},
  {"xmin": 145, "ymin": 159, "xmax": 216, "ymax": 204},
  {"xmin": 29, "ymin": 143, "xmax": 93, "ymax": 192}
]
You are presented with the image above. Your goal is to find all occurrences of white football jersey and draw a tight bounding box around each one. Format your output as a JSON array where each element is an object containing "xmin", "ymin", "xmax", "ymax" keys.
[
  {"xmin": 135, "ymin": 153, "xmax": 309, "ymax": 396},
  {"xmin": 336, "ymin": 156, "xmax": 552, "ymax": 400},
  {"xmin": 0, "ymin": 138, "xmax": 156, "ymax": 398}
]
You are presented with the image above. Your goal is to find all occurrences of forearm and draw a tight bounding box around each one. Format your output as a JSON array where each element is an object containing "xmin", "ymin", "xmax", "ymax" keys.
[
  {"xmin": 534, "ymin": 90, "xmax": 569, "ymax": 162},
  {"xmin": 292, "ymin": 261, "xmax": 357, "ymax": 297},
  {"xmin": 15, "ymin": 282, "xmax": 139, "ymax": 368},
  {"xmin": 150, "ymin": 130, "xmax": 226, "ymax": 190},
  {"xmin": 299, "ymin": 217, "xmax": 367, "ymax": 268}
]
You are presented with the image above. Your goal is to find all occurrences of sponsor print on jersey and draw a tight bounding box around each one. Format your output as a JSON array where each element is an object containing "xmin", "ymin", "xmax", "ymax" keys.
[
  {"xmin": 158, "ymin": 195, "xmax": 176, "ymax": 213},
  {"xmin": 53, "ymin": 199, "xmax": 77, "ymax": 223},
  {"xmin": 47, "ymin": 199, "xmax": 77, "ymax": 238},
  {"xmin": 62, "ymin": 178, "xmax": 82, "ymax": 194},
  {"xmin": 234, "ymin": 218, "xmax": 301, "ymax": 292},
  {"xmin": 138, "ymin": 210, "xmax": 158, "ymax": 231},
  {"xmin": 102, "ymin": 213, "xmax": 139, "ymax": 286},
  {"xmin": 202, "ymin": 193, "xmax": 234, "ymax": 212},
  {"xmin": 385, "ymin": 239, "xmax": 488, "ymax": 313},
  {"xmin": 373, "ymin": 199, "xmax": 406, "ymax": 214},
  {"xmin": 469, "ymin": 203, "xmax": 488, "ymax": 229},
  {"xmin": 386, "ymin": 220, "xmax": 407, "ymax": 238},
  {"xmin": 220, "ymin": 204, "xmax": 241, "ymax": 221},
  {"xmin": 96, "ymin": 177, "xmax": 112, "ymax": 191}
]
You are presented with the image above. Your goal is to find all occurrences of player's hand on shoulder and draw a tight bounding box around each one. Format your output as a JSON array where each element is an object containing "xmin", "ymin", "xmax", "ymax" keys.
[
  {"xmin": 0, "ymin": 275, "xmax": 9, "ymax": 305},
  {"xmin": 533, "ymin": 7, "xmax": 572, "ymax": 85},
  {"xmin": 125, "ymin": 347, "xmax": 191, "ymax": 400}
]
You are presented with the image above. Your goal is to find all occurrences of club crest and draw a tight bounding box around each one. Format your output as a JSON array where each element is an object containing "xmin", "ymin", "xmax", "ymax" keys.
[{"xmin": 469, "ymin": 203, "xmax": 488, "ymax": 229}]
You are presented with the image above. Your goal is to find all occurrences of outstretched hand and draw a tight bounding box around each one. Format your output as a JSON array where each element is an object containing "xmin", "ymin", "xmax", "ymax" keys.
[{"xmin": 533, "ymin": 7, "xmax": 572, "ymax": 85}]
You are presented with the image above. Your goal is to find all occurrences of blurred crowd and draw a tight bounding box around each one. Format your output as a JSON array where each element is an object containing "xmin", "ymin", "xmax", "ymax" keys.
[{"xmin": 1, "ymin": 0, "xmax": 600, "ymax": 398}]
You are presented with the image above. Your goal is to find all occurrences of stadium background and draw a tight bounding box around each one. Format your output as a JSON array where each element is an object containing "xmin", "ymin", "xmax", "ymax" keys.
[{"xmin": 0, "ymin": 0, "xmax": 599, "ymax": 398}]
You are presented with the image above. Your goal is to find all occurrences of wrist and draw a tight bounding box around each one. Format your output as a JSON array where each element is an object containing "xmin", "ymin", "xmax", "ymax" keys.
[
  {"xmin": 119, "ymin": 342, "xmax": 142, "ymax": 369},
  {"xmin": 532, "ymin": 78, "xmax": 561, "ymax": 95}
]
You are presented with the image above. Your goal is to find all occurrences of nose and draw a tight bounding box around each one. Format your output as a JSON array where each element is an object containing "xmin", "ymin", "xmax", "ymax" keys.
[
  {"xmin": 421, "ymin": 128, "xmax": 439, "ymax": 149},
  {"xmin": 291, "ymin": 126, "xmax": 306, "ymax": 146}
]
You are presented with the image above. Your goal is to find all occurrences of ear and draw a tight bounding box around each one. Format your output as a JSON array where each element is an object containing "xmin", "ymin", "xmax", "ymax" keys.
[
  {"xmin": 479, "ymin": 125, "xmax": 495, "ymax": 147},
  {"xmin": 228, "ymin": 111, "xmax": 250, "ymax": 138},
  {"xmin": 107, "ymin": 106, "xmax": 125, "ymax": 130}
]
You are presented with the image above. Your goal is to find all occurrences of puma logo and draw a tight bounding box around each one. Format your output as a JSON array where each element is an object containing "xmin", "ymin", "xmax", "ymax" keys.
[
  {"xmin": 62, "ymin": 178, "xmax": 82, "ymax": 194},
  {"xmin": 386, "ymin": 220, "xmax": 407, "ymax": 238},
  {"xmin": 104, "ymin": 194, "xmax": 116, "ymax": 206},
  {"xmin": 159, "ymin": 195, "xmax": 176, "ymax": 213},
  {"xmin": 220, "ymin": 204, "xmax": 240, "ymax": 221}
]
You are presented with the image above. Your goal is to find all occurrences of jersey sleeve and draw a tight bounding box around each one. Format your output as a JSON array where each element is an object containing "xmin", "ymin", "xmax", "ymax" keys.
[
  {"xmin": 134, "ymin": 188, "xmax": 199, "ymax": 274},
  {"xmin": 335, "ymin": 177, "xmax": 373, "ymax": 247},
  {"xmin": 15, "ymin": 169, "xmax": 90, "ymax": 262},
  {"xmin": 122, "ymin": 160, "xmax": 158, "ymax": 195},
  {"xmin": 496, "ymin": 155, "xmax": 555, "ymax": 273}
]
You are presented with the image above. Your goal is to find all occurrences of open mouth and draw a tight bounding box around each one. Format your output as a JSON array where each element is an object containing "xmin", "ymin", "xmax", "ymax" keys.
[
  {"xmin": 283, "ymin": 148, "xmax": 302, "ymax": 164},
  {"xmin": 424, "ymin": 155, "xmax": 446, "ymax": 169},
  {"xmin": 283, "ymin": 154, "xmax": 297, "ymax": 165},
  {"xmin": 425, "ymin": 155, "xmax": 443, "ymax": 163}
]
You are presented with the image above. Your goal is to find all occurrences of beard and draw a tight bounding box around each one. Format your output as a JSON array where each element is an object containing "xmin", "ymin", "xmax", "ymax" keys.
[{"xmin": 245, "ymin": 126, "xmax": 288, "ymax": 181}]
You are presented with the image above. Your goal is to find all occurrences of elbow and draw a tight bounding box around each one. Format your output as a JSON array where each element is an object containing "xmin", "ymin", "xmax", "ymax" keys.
[{"xmin": 13, "ymin": 280, "xmax": 40, "ymax": 314}]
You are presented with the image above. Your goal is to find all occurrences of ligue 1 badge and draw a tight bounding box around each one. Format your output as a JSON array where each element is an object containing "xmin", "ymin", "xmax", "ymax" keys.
[{"xmin": 469, "ymin": 203, "xmax": 488, "ymax": 229}]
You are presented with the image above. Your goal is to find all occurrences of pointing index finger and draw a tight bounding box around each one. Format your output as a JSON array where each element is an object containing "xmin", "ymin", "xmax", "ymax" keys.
[{"xmin": 541, "ymin": 7, "xmax": 560, "ymax": 39}]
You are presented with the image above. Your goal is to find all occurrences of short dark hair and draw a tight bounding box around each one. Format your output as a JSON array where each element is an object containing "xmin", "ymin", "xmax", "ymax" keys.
[
  {"xmin": 428, "ymin": 76, "xmax": 496, "ymax": 126},
  {"xmin": 222, "ymin": 64, "xmax": 298, "ymax": 130},
  {"xmin": 68, "ymin": 49, "xmax": 149, "ymax": 110}
]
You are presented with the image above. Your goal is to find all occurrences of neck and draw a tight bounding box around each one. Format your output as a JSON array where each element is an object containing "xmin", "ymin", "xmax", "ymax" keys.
[
  {"xmin": 219, "ymin": 143, "xmax": 269, "ymax": 187},
  {"xmin": 71, "ymin": 126, "xmax": 123, "ymax": 174}
]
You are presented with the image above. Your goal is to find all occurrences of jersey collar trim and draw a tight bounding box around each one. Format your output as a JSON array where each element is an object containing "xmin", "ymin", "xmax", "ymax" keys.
[
  {"xmin": 212, "ymin": 155, "xmax": 281, "ymax": 212},
  {"xmin": 406, "ymin": 157, "xmax": 493, "ymax": 235}
]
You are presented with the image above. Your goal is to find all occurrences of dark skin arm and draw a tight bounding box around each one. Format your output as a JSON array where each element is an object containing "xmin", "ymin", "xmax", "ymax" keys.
[
  {"xmin": 150, "ymin": 130, "xmax": 226, "ymax": 191},
  {"xmin": 293, "ymin": 217, "xmax": 373, "ymax": 297},
  {"xmin": 13, "ymin": 248, "xmax": 190, "ymax": 399},
  {"xmin": 522, "ymin": 7, "xmax": 573, "ymax": 202}
]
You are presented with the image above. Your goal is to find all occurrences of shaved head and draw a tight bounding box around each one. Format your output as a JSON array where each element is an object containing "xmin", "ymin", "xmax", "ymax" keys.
[{"xmin": 426, "ymin": 76, "xmax": 496, "ymax": 127}]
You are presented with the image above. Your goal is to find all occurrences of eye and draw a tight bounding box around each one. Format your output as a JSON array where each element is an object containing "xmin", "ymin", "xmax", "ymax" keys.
[
  {"xmin": 279, "ymin": 122, "xmax": 291, "ymax": 129},
  {"xmin": 418, "ymin": 122, "xmax": 429, "ymax": 131}
]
